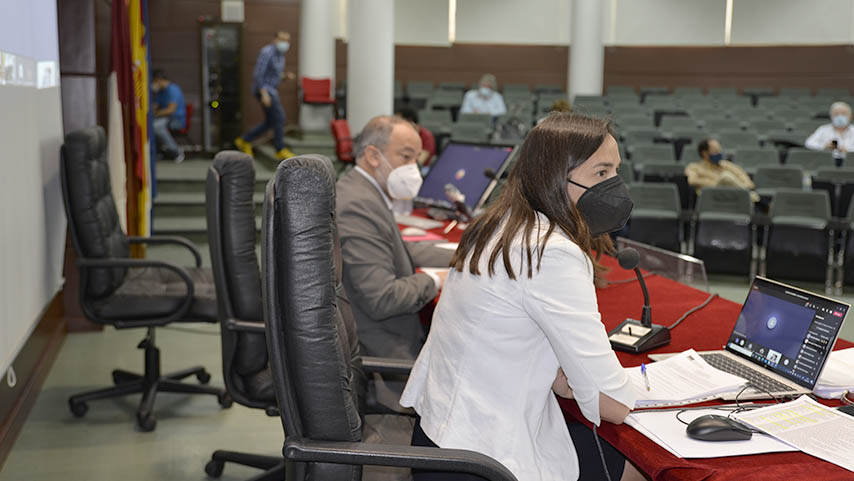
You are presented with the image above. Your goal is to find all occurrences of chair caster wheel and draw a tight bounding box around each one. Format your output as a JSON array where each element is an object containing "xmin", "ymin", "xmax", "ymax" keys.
[
  {"xmin": 137, "ymin": 412, "xmax": 157, "ymax": 432},
  {"xmin": 217, "ymin": 392, "xmax": 233, "ymax": 409},
  {"xmin": 197, "ymin": 371, "xmax": 211, "ymax": 384},
  {"xmin": 69, "ymin": 400, "xmax": 88, "ymax": 418},
  {"xmin": 204, "ymin": 459, "xmax": 224, "ymax": 478}
]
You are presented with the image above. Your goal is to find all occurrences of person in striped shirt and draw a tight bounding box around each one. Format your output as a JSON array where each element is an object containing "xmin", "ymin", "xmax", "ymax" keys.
[{"xmin": 234, "ymin": 31, "xmax": 296, "ymax": 160}]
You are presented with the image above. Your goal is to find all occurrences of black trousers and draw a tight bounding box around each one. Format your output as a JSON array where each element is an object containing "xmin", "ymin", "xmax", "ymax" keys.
[{"xmin": 411, "ymin": 418, "xmax": 626, "ymax": 481}]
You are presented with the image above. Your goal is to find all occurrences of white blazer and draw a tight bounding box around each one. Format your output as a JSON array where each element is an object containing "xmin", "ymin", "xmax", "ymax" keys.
[{"xmin": 400, "ymin": 214, "xmax": 636, "ymax": 481}]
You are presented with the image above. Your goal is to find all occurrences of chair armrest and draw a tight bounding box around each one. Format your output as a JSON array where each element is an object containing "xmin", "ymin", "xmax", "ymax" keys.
[
  {"xmin": 128, "ymin": 235, "xmax": 203, "ymax": 267},
  {"xmin": 76, "ymin": 258, "xmax": 194, "ymax": 328},
  {"xmin": 361, "ymin": 356, "xmax": 414, "ymax": 376},
  {"xmin": 284, "ymin": 439, "xmax": 518, "ymax": 481},
  {"xmin": 225, "ymin": 318, "xmax": 266, "ymax": 333},
  {"xmin": 827, "ymin": 218, "xmax": 848, "ymax": 232}
]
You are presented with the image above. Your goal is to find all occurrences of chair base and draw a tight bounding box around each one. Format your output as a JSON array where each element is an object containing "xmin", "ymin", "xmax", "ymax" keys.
[
  {"xmin": 68, "ymin": 327, "xmax": 232, "ymax": 431},
  {"xmin": 205, "ymin": 450, "xmax": 284, "ymax": 481}
]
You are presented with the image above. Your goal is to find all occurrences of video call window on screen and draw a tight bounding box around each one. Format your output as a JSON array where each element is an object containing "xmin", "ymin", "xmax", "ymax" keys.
[
  {"xmin": 0, "ymin": 52, "xmax": 56, "ymax": 88},
  {"xmin": 729, "ymin": 279, "xmax": 848, "ymax": 387}
]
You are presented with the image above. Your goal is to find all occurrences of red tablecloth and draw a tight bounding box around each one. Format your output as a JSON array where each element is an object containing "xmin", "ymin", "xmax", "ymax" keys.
[
  {"xmin": 408, "ymin": 211, "xmax": 854, "ymax": 480},
  {"xmin": 565, "ymin": 255, "xmax": 854, "ymax": 481}
]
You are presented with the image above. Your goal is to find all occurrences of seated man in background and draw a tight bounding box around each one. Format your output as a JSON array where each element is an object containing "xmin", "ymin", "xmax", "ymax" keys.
[
  {"xmin": 395, "ymin": 106, "xmax": 436, "ymax": 166},
  {"xmin": 336, "ymin": 115, "xmax": 453, "ymax": 362},
  {"xmin": 460, "ymin": 73, "xmax": 506, "ymax": 116},
  {"xmin": 685, "ymin": 138, "xmax": 757, "ymax": 200},
  {"xmin": 151, "ymin": 69, "xmax": 186, "ymax": 162},
  {"xmin": 805, "ymin": 101, "xmax": 854, "ymax": 152}
]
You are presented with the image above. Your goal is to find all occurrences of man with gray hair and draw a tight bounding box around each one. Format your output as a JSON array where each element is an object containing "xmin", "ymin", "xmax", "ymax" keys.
[
  {"xmin": 336, "ymin": 115, "xmax": 452, "ymax": 365},
  {"xmin": 460, "ymin": 73, "xmax": 507, "ymax": 116},
  {"xmin": 805, "ymin": 101, "xmax": 854, "ymax": 152}
]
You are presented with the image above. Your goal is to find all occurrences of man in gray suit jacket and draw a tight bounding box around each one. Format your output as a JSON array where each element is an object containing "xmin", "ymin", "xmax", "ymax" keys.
[{"xmin": 336, "ymin": 116, "xmax": 453, "ymax": 361}]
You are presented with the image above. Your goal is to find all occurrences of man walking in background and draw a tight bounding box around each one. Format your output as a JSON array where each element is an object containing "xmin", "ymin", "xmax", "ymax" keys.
[{"xmin": 234, "ymin": 31, "xmax": 296, "ymax": 160}]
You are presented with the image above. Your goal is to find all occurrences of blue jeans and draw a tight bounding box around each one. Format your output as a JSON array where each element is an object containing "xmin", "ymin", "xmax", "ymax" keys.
[
  {"xmin": 153, "ymin": 117, "xmax": 183, "ymax": 159},
  {"xmin": 243, "ymin": 89, "xmax": 286, "ymax": 150}
]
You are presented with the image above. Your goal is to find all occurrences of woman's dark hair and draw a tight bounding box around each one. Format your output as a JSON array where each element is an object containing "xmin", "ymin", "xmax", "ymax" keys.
[{"xmin": 450, "ymin": 112, "xmax": 615, "ymax": 281}]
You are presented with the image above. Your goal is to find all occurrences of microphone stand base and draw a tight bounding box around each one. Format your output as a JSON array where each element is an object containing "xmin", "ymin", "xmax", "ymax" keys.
[{"xmin": 608, "ymin": 319, "xmax": 671, "ymax": 354}]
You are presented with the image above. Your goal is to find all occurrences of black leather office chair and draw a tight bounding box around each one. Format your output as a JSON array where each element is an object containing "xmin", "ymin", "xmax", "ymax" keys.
[
  {"xmin": 203, "ymin": 151, "xmax": 283, "ymax": 480},
  {"xmin": 261, "ymin": 155, "xmax": 517, "ymax": 481},
  {"xmin": 61, "ymin": 126, "xmax": 230, "ymax": 431}
]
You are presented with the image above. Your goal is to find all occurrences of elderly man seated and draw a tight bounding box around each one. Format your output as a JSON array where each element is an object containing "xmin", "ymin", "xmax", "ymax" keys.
[
  {"xmin": 805, "ymin": 101, "xmax": 854, "ymax": 153},
  {"xmin": 460, "ymin": 73, "xmax": 507, "ymax": 116},
  {"xmin": 336, "ymin": 115, "xmax": 453, "ymax": 361}
]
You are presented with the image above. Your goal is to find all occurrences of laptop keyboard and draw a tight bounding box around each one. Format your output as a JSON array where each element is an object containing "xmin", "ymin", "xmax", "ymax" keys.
[{"xmin": 700, "ymin": 353, "xmax": 793, "ymax": 394}]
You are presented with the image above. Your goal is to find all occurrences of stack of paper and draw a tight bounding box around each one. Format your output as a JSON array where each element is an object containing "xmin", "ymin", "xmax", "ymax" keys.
[
  {"xmin": 626, "ymin": 408, "xmax": 796, "ymax": 458},
  {"xmin": 628, "ymin": 349, "xmax": 747, "ymax": 407},
  {"xmin": 814, "ymin": 348, "xmax": 854, "ymax": 399},
  {"xmin": 734, "ymin": 395, "xmax": 854, "ymax": 472}
]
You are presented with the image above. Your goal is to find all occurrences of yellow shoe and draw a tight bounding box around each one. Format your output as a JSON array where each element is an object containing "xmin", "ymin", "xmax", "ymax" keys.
[
  {"xmin": 276, "ymin": 147, "xmax": 296, "ymax": 160},
  {"xmin": 234, "ymin": 137, "xmax": 253, "ymax": 156}
]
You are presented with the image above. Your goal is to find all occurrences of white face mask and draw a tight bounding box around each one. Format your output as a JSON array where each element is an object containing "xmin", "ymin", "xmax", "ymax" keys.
[
  {"xmin": 479, "ymin": 86, "xmax": 492, "ymax": 97},
  {"xmin": 275, "ymin": 41, "xmax": 290, "ymax": 53},
  {"xmin": 377, "ymin": 150, "xmax": 422, "ymax": 200},
  {"xmin": 832, "ymin": 114, "xmax": 850, "ymax": 129}
]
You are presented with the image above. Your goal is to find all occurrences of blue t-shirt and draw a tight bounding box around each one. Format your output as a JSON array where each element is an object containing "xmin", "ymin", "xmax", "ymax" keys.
[{"xmin": 155, "ymin": 83, "xmax": 186, "ymax": 129}]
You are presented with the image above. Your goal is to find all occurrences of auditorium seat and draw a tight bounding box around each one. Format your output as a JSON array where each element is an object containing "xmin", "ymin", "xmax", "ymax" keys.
[
  {"xmin": 641, "ymin": 162, "xmax": 694, "ymax": 211},
  {"xmin": 778, "ymin": 87, "xmax": 812, "ymax": 97},
  {"xmin": 632, "ymin": 144, "xmax": 676, "ymax": 163},
  {"xmin": 622, "ymin": 128, "xmax": 662, "ymax": 146},
  {"xmin": 811, "ymin": 169, "xmax": 854, "ymax": 219},
  {"xmin": 764, "ymin": 189, "xmax": 833, "ymax": 288},
  {"xmin": 748, "ymin": 120, "xmax": 787, "ymax": 134},
  {"xmin": 626, "ymin": 183, "xmax": 682, "ymax": 252},
  {"xmin": 659, "ymin": 116, "xmax": 698, "ymax": 132},
  {"xmin": 692, "ymin": 187, "xmax": 754, "ymax": 275},
  {"xmin": 457, "ymin": 113, "xmax": 494, "ymax": 129},
  {"xmin": 619, "ymin": 159, "xmax": 636, "ymax": 184},
  {"xmin": 731, "ymin": 148, "xmax": 779, "ymax": 174},
  {"xmin": 616, "ymin": 115, "xmax": 655, "ymax": 129},
  {"xmin": 703, "ymin": 118, "xmax": 737, "ymax": 132},
  {"xmin": 754, "ymin": 166, "xmax": 805, "ymax": 198},
  {"xmin": 786, "ymin": 148, "xmax": 835, "ymax": 172},
  {"xmin": 717, "ymin": 131, "xmax": 761, "ymax": 149}
]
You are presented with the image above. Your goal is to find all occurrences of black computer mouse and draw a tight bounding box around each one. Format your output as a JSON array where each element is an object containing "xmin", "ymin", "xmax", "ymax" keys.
[{"xmin": 686, "ymin": 414, "xmax": 753, "ymax": 441}]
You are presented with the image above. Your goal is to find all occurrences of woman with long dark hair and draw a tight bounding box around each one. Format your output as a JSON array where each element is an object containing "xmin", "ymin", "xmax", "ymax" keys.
[{"xmin": 401, "ymin": 113, "xmax": 645, "ymax": 481}]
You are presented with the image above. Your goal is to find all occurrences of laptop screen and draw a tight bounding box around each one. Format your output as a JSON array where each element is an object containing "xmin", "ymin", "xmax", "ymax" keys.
[
  {"xmin": 725, "ymin": 277, "xmax": 849, "ymax": 389},
  {"xmin": 416, "ymin": 142, "xmax": 515, "ymax": 211}
]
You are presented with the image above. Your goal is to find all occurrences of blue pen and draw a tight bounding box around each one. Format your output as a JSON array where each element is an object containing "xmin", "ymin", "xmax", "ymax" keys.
[{"xmin": 641, "ymin": 363, "xmax": 651, "ymax": 391}]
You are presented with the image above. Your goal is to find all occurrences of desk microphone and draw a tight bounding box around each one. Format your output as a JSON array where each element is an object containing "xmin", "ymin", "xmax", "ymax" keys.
[
  {"xmin": 607, "ymin": 247, "xmax": 671, "ymax": 353},
  {"xmin": 444, "ymin": 183, "xmax": 473, "ymax": 222},
  {"xmin": 483, "ymin": 168, "xmax": 508, "ymax": 180}
]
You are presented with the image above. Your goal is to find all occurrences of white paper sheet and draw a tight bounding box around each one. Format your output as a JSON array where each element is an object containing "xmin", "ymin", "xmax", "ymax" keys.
[
  {"xmin": 628, "ymin": 349, "xmax": 747, "ymax": 407},
  {"xmin": 814, "ymin": 348, "xmax": 854, "ymax": 399},
  {"xmin": 734, "ymin": 395, "xmax": 854, "ymax": 472},
  {"xmin": 626, "ymin": 407, "xmax": 796, "ymax": 458}
]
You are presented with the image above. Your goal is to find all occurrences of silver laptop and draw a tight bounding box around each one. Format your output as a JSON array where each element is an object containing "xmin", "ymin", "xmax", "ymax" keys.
[{"xmin": 650, "ymin": 276, "xmax": 849, "ymax": 400}]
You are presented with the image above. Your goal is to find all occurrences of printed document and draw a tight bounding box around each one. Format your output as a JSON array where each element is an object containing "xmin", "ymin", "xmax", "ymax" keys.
[
  {"xmin": 734, "ymin": 395, "xmax": 854, "ymax": 472},
  {"xmin": 628, "ymin": 349, "xmax": 747, "ymax": 407}
]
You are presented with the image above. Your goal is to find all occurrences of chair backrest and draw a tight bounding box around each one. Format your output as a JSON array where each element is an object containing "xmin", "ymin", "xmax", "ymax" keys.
[
  {"xmin": 329, "ymin": 119, "xmax": 354, "ymax": 163},
  {"xmin": 754, "ymin": 166, "xmax": 804, "ymax": 190},
  {"xmin": 696, "ymin": 186, "xmax": 752, "ymax": 217},
  {"xmin": 301, "ymin": 77, "xmax": 333, "ymax": 102},
  {"xmin": 786, "ymin": 149, "xmax": 833, "ymax": 172},
  {"xmin": 770, "ymin": 189, "xmax": 830, "ymax": 220},
  {"xmin": 457, "ymin": 113, "xmax": 493, "ymax": 128},
  {"xmin": 659, "ymin": 116, "xmax": 697, "ymax": 132},
  {"xmin": 262, "ymin": 155, "xmax": 365, "ymax": 481},
  {"xmin": 628, "ymin": 183, "xmax": 681, "ymax": 214},
  {"xmin": 632, "ymin": 144, "xmax": 675, "ymax": 162},
  {"xmin": 60, "ymin": 126, "xmax": 129, "ymax": 299},
  {"xmin": 616, "ymin": 115, "xmax": 654, "ymax": 129},
  {"xmin": 717, "ymin": 131, "xmax": 760, "ymax": 149},
  {"xmin": 451, "ymin": 123, "xmax": 489, "ymax": 141},
  {"xmin": 206, "ymin": 152, "xmax": 269, "ymax": 406},
  {"xmin": 732, "ymin": 148, "xmax": 779, "ymax": 169}
]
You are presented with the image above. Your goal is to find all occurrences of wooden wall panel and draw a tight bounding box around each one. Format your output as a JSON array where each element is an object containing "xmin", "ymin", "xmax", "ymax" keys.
[
  {"xmin": 148, "ymin": 0, "xmax": 220, "ymax": 144},
  {"xmin": 603, "ymin": 45, "xmax": 854, "ymax": 92}
]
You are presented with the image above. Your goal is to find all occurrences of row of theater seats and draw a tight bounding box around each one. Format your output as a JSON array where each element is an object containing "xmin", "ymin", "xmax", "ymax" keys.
[
  {"xmin": 61, "ymin": 127, "xmax": 517, "ymax": 480},
  {"xmin": 622, "ymin": 183, "xmax": 853, "ymax": 293}
]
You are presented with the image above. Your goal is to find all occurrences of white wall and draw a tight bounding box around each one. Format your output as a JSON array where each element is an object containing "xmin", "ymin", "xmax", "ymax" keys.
[
  {"xmin": 612, "ymin": 0, "xmax": 725, "ymax": 46},
  {"xmin": 731, "ymin": 0, "xmax": 854, "ymax": 45},
  {"xmin": 455, "ymin": 0, "xmax": 570, "ymax": 45},
  {"xmin": 395, "ymin": 0, "xmax": 449, "ymax": 46},
  {"xmin": 333, "ymin": 0, "xmax": 854, "ymax": 47}
]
